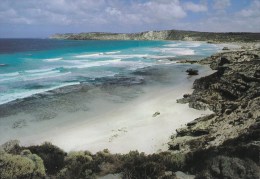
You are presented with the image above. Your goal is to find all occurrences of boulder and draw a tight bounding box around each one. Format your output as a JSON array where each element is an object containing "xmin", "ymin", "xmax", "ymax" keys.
[
  {"xmin": 254, "ymin": 70, "xmax": 260, "ymax": 78},
  {"xmin": 222, "ymin": 47, "xmax": 230, "ymax": 50},
  {"xmin": 153, "ymin": 111, "xmax": 160, "ymax": 117},
  {"xmin": 186, "ymin": 68, "xmax": 198, "ymax": 75},
  {"xmin": 196, "ymin": 156, "xmax": 260, "ymax": 179}
]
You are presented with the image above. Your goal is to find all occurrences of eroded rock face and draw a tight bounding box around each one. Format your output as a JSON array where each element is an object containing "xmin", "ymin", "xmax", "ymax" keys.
[
  {"xmin": 196, "ymin": 156, "xmax": 260, "ymax": 179},
  {"xmin": 172, "ymin": 47, "xmax": 260, "ymax": 178},
  {"xmin": 171, "ymin": 47, "xmax": 260, "ymax": 153}
]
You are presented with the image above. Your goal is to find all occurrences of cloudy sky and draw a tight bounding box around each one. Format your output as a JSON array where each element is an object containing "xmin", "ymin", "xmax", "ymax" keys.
[{"xmin": 0, "ymin": 0, "xmax": 259, "ymax": 38}]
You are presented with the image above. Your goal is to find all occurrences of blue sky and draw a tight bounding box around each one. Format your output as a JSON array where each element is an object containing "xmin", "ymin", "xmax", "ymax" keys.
[{"xmin": 0, "ymin": 0, "xmax": 259, "ymax": 38}]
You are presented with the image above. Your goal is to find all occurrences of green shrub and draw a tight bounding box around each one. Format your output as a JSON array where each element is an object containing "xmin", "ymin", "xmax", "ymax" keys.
[
  {"xmin": 0, "ymin": 151, "xmax": 45, "ymax": 179},
  {"xmin": 21, "ymin": 149, "xmax": 46, "ymax": 177},
  {"xmin": 160, "ymin": 152, "xmax": 186, "ymax": 171},
  {"xmin": 57, "ymin": 151, "xmax": 94, "ymax": 179},
  {"xmin": 91, "ymin": 149, "xmax": 121, "ymax": 174},
  {"xmin": 121, "ymin": 151, "xmax": 166, "ymax": 179},
  {"xmin": 27, "ymin": 142, "xmax": 66, "ymax": 175}
]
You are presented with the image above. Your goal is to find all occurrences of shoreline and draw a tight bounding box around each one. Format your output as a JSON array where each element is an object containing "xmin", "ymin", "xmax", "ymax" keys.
[
  {"xmin": 0, "ymin": 63, "xmax": 214, "ymax": 154},
  {"xmin": 0, "ymin": 41, "xmax": 242, "ymax": 154}
]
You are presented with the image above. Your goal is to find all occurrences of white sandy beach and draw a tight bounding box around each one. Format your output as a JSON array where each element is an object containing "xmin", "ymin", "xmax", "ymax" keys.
[{"xmin": 0, "ymin": 66, "xmax": 214, "ymax": 154}]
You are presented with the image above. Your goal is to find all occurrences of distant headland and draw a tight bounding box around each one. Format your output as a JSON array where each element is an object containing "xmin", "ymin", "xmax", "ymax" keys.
[{"xmin": 50, "ymin": 30, "xmax": 260, "ymax": 42}]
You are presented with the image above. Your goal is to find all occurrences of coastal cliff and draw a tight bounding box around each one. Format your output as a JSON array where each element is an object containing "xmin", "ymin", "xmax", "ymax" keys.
[
  {"xmin": 50, "ymin": 30, "xmax": 260, "ymax": 42},
  {"xmin": 173, "ymin": 47, "xmax": 260, "ymax": 153}
]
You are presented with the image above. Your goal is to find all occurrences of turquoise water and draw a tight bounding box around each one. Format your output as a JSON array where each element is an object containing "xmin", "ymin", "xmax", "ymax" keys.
[{"xmin": 0, "ymin": 40, "xmax": 220, "ymax": 105}]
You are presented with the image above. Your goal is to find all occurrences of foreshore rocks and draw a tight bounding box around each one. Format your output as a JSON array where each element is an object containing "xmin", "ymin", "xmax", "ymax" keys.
[{"xmin": 172, "ymin": 44, "xmax": 260, "ymax": 178}]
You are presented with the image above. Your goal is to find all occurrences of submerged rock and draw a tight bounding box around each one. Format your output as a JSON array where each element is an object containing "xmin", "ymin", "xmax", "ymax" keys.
[{"xmin": 0, "ymin": 63, "xmax": 7, "ymax": 67}]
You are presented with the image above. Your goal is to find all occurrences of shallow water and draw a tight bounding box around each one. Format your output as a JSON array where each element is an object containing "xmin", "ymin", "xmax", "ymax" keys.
[{"xmin": 0, "ymin": 40, "xmax": 219, "ymax": 105}]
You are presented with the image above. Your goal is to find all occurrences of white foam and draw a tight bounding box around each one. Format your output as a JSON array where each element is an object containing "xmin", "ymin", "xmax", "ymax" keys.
[
  {"xmin": 113, "ymin": 54, "xmax": 149, "ymax": 58},
  {"xmin": 63, "ymin": 59, "xmax": 122, "ymax": 69},
  {"xmin": 0, "ymin": 72, "xmax": 19, "ymax": 77},
  {"xmin": 159, "ymin": 48, "xmax": 195, "ymax": 55},
  {"xmin": 163, "ymin": 44, "xmax": 180, "ymax": 47},
  {"xmin": 25, "ymin": 70, "xmax": 61, "ymax": 77},
  {"xmin": 183, "ymin": 42, "xmax": 202, "ymax": 48},
  {"xmin": 105, "ymin": 51, "xmax": 121, "ymax": 55},
  {"xmin": 0, "ymin": 82, "xmax": 80, "ymax": 105},
  {"xmin": 75, "ymin": 53, "xmax": 104, "ymax": 58},
  {"xmin": 43, "ymin": 57, "xmax": 63, "ymax": 62},
  {"xmin": 146, "ymin": 55, "xmax": 175, "ymax": 59},
  {"xmin": 0, "ymin": 69, "xmax": 68, "ymax": 83},
  {"xmin": 25, "ymin": 68, "xmax": 55, "ymax": 73},
  {"xmin": 75, "ymin": 53, "xmax": 148, "ymax": 59}
]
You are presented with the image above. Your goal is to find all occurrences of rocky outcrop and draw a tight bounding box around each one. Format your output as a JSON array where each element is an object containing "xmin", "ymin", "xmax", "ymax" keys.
[
  {"xmin": 172, "ymin": 47, "xmax": 260, "ymax": 153},
  {"xmin": 172, "ymin": 45, "xmax": 260, "ymax": 178}
]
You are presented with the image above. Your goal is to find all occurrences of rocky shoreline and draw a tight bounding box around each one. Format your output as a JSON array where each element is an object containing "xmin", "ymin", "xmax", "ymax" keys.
[
  {"xmin": 172, "ymin": 44, "xmax": 260, "ymax": 178},
  {"xmin": 1, "ymin": 44, "xmax": 260, "ymax": 179}
]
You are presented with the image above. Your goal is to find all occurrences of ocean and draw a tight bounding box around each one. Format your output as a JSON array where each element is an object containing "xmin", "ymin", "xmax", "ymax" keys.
[{"xmin": 0, "ymin": 39, "xmax": 219, "ymax": 105}]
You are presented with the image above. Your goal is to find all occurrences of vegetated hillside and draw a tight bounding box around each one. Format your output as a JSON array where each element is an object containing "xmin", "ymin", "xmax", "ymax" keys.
[{"xmin": 50, "ymin": 30, "xmax": 260, "ymax": 42}]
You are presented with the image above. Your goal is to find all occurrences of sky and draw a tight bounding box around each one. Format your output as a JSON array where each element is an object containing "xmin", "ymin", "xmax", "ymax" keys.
[{"xmin": 0, "ymin": 0, "xmax": 259, "ymax": 38}]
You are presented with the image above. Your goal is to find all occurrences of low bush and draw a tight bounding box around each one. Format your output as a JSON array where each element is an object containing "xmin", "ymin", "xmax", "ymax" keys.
[
  {"xmin": 0, "ymin": 151, "xmax": 46, "ymax": 179},
  {"xmin": 27, "ymin": 142, "xmax": 66, "ymax": 175}
]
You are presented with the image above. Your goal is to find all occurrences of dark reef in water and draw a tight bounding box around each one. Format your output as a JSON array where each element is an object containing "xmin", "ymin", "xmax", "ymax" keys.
[{"xmin": 0, "ymin": 63, "xmax": 7, "ymax": 67}]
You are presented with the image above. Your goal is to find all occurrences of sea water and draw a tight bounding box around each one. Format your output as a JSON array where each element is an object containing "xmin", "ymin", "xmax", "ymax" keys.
[{"xmin": 0, "ymin": 39, "xmax": 219, "ymax": 105}]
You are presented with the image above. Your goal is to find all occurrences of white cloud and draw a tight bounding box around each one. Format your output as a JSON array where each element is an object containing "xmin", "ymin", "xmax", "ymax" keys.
[
  {"xmin": 213, "ymin": 0, "xmax": 231, "ymax": 10},
  {"xmin": 238, "ymin": 0, "xmax": 260, "ymax": 17},
  {"xmin": 0, "ymin": 0, "xmax": 186, "ymax": 28},
  {"xmin": 0, "ymin": 0, "xmax": 259, "ymax": 35},
  {"xmin": 184, "ymin": 1, "xmax": 208, "ymax": 12},
  {"xmin": 105, "ymin": 7, "xmax": 121, "ymax": 16}
]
